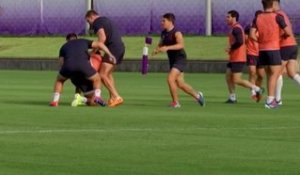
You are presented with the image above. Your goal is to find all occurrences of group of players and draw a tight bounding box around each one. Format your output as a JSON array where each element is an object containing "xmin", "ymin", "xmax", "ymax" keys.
[
  {"xmin": 225, "ymin": 0, "xmax": 298, "ymax": 109},
  {"xmin": 50, "ymin": 0, "xmax": 298, "ymax": 109},
  {"xmin": 50, "ymin": 10, "xmax": 125, "ymax": 107}
]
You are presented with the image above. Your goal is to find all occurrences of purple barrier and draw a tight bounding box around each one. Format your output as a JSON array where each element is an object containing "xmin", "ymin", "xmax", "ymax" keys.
[
  {"xmin": 0, "ymin": 0, "xmax": 86, "ymax": 35},
  {"xmin": 0, "ymin": 0, "xmax": 299, "ymax": 35},
  {"xmin": 94, "ymin": 0, "xmax": 151, "ymax": 35},
  {"xmin": 212, "ymin": 0, "xmax": 300, "ymax": 34},
  {"xmin": 94, "ymin": 0, "xmax": 205, "ymax": 35},
  {"xmin": 0, "ymin": 0, "xmax": 41, "ymax": 35},
  {"xmin": 150, "ymin": 0, "xmax": 205, "ymax": 34},
  {"xmin": 281, "ymin": 0, "xmax": 300, "ymax": 34},
  {"xmin": 212, "ymin": 0, "xmax": 261, "ymax": 34},
  {"xmin": 40, "ymin": 0, "xmax": 87, "ymax": 35}
]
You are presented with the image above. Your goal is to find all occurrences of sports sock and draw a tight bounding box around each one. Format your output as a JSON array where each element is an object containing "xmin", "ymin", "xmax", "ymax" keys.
[
  {"xmin": 293, "ymin": 74, "xmax": 300, "ymax": 85},
  {"xmin": 275, "ymin": 75, "xmax": 283, "ymax": 102},
  {"xmin": 53, "ymin": 92, "xmax": 60, "ymax": 102},
  {"xmin": 94, "ymin": 89, "xmax": 101, "ymax": 98},
  {"xmin": 81, "ymin": 96, "xmax": 88, "ymax": 103},
  {"xmin": 267, "ymin": 96, "xmax": 275, "ymax": 104},
  {"xmin": 229, "ymin": 93, "xmax": 236, "ymax": 101}
]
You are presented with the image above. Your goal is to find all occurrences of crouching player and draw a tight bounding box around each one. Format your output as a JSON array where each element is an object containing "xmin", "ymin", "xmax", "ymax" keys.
[
  {"xmin": 49, "ymin": 33, "xmax": 115, "ymax": 107},
  {"xmin": 70, "ymin": 54, "xmax": 102, "ymax": 107}
]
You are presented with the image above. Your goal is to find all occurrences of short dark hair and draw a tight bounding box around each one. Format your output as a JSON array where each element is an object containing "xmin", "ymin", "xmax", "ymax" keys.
[
  {"xmin": 66, "ymin": 33, "xmax": 78, "ymax": 41},
  {"xmin": 228, "ymin": 10, "xmax": 239, "ymax": 21},
  {"xmin": 163, "ymin": 13, "xmax": 176, "ymax": 24},
  {"xmin": 255, "ymin": 10, "xmax": 263, "ymax": 17},
  {"xmin": 262, "ymin": 0, "xmax": 274, "ymax": 9},
  {"xmin": 85, "ymin": 10, "xmax": 98, "ymax": 18}
]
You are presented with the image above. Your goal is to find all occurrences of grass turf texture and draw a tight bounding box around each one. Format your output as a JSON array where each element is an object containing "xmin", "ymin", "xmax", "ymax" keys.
[
  {"xmin": 0, "ymin": 36, "xmax": 228, "ymax": 60},
  {"xmin": 0, "ymin": 70, "xmax": 300, "ymax": 175}
]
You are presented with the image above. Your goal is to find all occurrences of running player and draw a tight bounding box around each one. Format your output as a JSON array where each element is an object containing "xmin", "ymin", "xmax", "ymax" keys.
[
  {"xmin": 250, "ymin": 0, "xmax": 292, "ymax": 109},
  {"xmin": 273, "ymin": 0, "xmax": 299, "ymax": 105},
  {"xmin": 152, "ymin": 13, "xmax": 205, "ymax": 108},
  {"xmin": 225, "ymin": 10, "xmax": 263, "ymax": 104},
  {"xmin": 85, "ymin": 10, "xmax": 125, "ymax": 107},
  {"xmin": 244, "ymin": 10, "xmax": 265, "ymax": 99},
  {"xmin": 49, "ymin": 33, "xmax": 115, "ymax": 107}
]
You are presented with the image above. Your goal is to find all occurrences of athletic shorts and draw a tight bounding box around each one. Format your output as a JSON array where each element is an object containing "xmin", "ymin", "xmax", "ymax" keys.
[
  {"xmin": 280, "ymin": 46, "xmax": 298, "ymax": 61},
  {"xmin": 246, "ymin": 54, "xmax": 262, "ymax": 67},
  {"xmin": 59, "ymin": 61, "xmax": 96, "ymax": 79},
  {"xmin": 103, "ymin": 45, "xmax": 125, "ymax": 65},
  {"xmin": 227, "ymin": 62, "xmax": 245, "ymax": 73},
  {"xmin": 169, "ymin": 57, "xmax": 187, "ymax": 72},
  {"xmin": 258, "ymin": 50, "xmax": 282, "ymax": 66},
  {"xmin": 70, "ymin": 74, "xmax": 94, "ymax": 94}
]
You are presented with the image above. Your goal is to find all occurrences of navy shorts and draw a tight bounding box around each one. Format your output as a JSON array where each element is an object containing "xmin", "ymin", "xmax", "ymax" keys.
[
  {"xmin": 246, "ymin": 55, "xmax": 262, "ymax": 67},
  {"xmin": 59, "ymin": 61, "xmax": 96, "ymax": 79},
  {"xmin": 103, "ymin": 45, "xmax": 125, "ymax": 65},
  {"xmin": 280, "ymin": 46, "xmax": 298, "ymax": 61},
  {"xmin": 258, "ymin": 50, "xmax": 282, "ymax": 66},
  {"xmin": 169, "ymin": 57, "xmax": 187, "ymax": 72},
  {"xmin": 227, "ymin": 62, "xmax": 245, "ymax": 73},
  {"xmin": 70, "ymin": 74, "xmax": 93, "ymax": 93}
]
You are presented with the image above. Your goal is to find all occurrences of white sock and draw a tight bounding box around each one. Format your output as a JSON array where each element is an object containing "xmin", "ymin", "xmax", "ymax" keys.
[
  {"xmin": 267, "ymin": 96, "xmax": 275, "ymax": 104},
  {"xmin": 53, "ymin": 92, "xmax": 60, "ymax": 102},
  {"xmin": 229, "ymin": 93, "xmax": 236, "ymax": 101},
  {"xmin": 81, "ymin": 96, "xmax": 88, "ymax": 103},
  {"xmin": 293, "ymin": 74, "xmax": 300, "ymax": 86},
  {"xmin": 251, "ymin": 89, "xmax": 256, "ymax": 96},
  {"xmin": 94, "ymin": 89, "xmax": 101, "ymax": 98},
  {"xmin": 275, "ymin": 75, "xmax": 283, "ymax": 102}
]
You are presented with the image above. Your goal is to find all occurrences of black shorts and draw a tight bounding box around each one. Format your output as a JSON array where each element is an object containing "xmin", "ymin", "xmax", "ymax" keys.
[
  {"xmin": 70, "ymin": 74, "xmax": 93, "ymax": 94},
  {"xmin": 169, "ymin": 57, "xmax": 187, "ymax": 72},
  {"xmin": 59, "ymin": 61, "xmax": 96, "ymax": 79},
  {"xmin": 227, "ymin": 62, "xmax": 245, "ymax": 73},
  {"xmin": 280, "ymin": 46, "xmax": 298, "ymax": 61},
  {"xmin": 103, "ymin": 45, "xmax": 125, "ymax": 65},
  {"xmin": 247, "ymin": 55, "xmax": 264, "ymax": 68},
  {"xmin": 258, "ymin": 50, "xmax": 282, "ymax": 66}
]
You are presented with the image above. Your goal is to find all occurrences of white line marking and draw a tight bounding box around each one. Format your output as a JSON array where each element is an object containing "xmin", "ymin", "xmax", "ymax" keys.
[{"xmin": 0, "ymin": 127, "xmax": 299, "ymax": 135}]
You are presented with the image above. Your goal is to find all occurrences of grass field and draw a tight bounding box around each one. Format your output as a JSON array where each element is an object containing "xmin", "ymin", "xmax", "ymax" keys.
[
  {"xmin": 0, "ymin": 36, "xmax": 227, "ymax": 59},
  {"xmin": 0, "ymin": 70, "xmax": 300, "ymax": 175}
]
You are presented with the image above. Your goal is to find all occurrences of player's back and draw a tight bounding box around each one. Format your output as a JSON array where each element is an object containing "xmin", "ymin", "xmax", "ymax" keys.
[
  {"xmin": 60, "ymin": 39, "xmax": 92, "ymax": 63},
  {"xmin": 255, "ymin": 12, "xmax": 281, "ymax": 51},
  {"xmin": 93, "ymin": 17, "xmax": 124, "ymax": 49},
  {"xmin": 276, "ymin": 10, "xmax": 297, "ymax": 47}
]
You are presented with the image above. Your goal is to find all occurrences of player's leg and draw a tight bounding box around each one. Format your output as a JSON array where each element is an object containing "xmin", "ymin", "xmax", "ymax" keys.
[
  {"xmin": 286, "ymin": 59, "xmax": 300, "ymax": 85},
  {"xmin": 100, "ymin": 62, "xmax": 123, "ymax": 107},
  {"xmin": 248, "ymin": 65, "xmax": 257, "ymax": 85},
  {"xmin": 176, "ymin": 73, "xmax": 205, "ymax": 106},
  {"xmin": 256, "ymin": 67, "xmax": 265, "ymax": 88},
  {"xmin": 265, "ymin": 64, "xmax": 282, "ymax": 108},
  {"xmin": 168, "ymin": 68, "xmax": 181, "ymax": 107},
  {"xmin": 225, "ymin": 67, "xmax": 237, "ymax": 103},
  {"xmin": 50, "ymin": 74, "xmax": 67, "ymax": 106},
  {"xmin": 275, "ymin": 61, "xmax": 286, "ymax": 104}
]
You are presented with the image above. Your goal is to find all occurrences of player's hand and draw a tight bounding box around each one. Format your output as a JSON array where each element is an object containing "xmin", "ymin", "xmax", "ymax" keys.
[
  {"xmin": 157, "ymin": 46, "xmax": 168, "ymax": 52},
  {"xmin": 225, "ymin": 47, "xmax": 231, "ymax": 54},
  {"xmin": 152, "ymin": 48, "xmax": 160, "ymax": 56},
  {"xmin": 108, "ymin": 55, "xmax": 117, "ymax": 64}
]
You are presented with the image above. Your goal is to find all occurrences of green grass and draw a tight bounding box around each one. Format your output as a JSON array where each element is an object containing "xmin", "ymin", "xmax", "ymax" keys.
[
  {"xmin": 0, "ymin": 36, "xmax": 228, "ymax": 60},
  {"xmin": 0, "ymin": 70, "xmax": 300, "ymax": 175}
]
